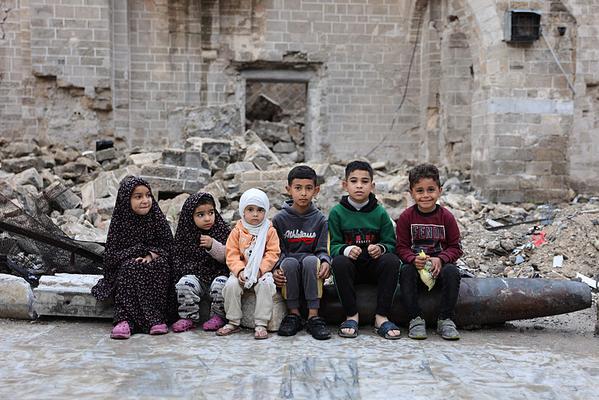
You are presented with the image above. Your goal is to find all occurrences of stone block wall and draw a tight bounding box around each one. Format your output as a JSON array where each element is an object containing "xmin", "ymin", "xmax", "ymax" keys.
[
  {"xmin": 563, "ymin": 0, "xmax": 599, "ymax": 192},
  {"xmin": 1, "ymin": 0, "xmax": 599, "ymax": 201}
]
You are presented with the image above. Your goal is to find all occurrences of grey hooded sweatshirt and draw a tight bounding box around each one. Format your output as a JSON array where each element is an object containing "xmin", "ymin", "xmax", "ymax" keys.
[{"xmin": 271, "ymin": 199, "xmax": 331, "ymax": 265}]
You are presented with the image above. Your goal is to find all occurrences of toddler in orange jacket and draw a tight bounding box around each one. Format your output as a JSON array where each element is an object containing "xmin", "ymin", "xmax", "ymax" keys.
[{"xmin": 216, "ymin": 188, "xmax": 280, "ymax": 339}]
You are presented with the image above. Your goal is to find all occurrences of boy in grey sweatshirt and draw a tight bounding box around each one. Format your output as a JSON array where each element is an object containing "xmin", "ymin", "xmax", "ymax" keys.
[{"xmin": 272, "ymin": 166, "xmax": 331, "ymax": 340}]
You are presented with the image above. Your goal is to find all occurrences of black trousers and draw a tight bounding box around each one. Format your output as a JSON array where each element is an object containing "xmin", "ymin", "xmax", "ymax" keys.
[
  {"xmin": 331, "ymin": 253, "xmax": 400, "ymax": 317},
  {"xmin": 399, "ymin": 263, "xmax": 461, "ymax": 320}
]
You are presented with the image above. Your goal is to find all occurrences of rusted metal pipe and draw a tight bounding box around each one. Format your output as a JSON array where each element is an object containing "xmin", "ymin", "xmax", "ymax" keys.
[{"xmin": 320, "ymin": 278, "xmax": 592, "ymax": 327}]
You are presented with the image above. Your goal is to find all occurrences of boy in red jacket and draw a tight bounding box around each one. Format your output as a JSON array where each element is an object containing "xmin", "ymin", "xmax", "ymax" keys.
[{"xmin": 396, "ymin": 164, "xmax": 462, "ymax": 340}]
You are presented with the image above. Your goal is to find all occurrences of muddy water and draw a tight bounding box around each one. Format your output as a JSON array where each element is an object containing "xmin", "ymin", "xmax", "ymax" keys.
[{"xmin": 0, "ymin": 317, "xmax": 597, "ymax": 400}]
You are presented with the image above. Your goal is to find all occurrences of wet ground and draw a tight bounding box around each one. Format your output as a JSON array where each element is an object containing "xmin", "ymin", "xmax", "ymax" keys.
[{"xmin": 1, "ymin": 306, "xmax": 598, "ymax": 400}]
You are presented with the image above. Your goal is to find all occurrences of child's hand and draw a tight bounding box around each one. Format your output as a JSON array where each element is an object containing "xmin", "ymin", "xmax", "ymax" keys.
[
  {"xmin": 318, "ymin": 262, "xmax": 331, "ymax": 279},
  {"xmin": 149, "ymin": 251, "xmax": 159, "ymax": 260},
  {"xmin": 429, "ymin": 257, "xmax": 442, "ymax": 278},
  {"xmin": 367, "ymin": 244, "xmax": 382, "ymax": 259},
  {"xmin": 414, "ymin": 253, "xmax": 428, "ymax": 270},
  {"xmin": 273, "ymin": 268, "xmax": 286, "ymax": 287},
  {"xmin": 199, "ymin": 234, "xmax": 213, "ymax": 250},
  {"xmin": 135, "ymin": 254, "xmax": 153, "ymax": 264},
  {"xmin": 237, "ymin": 270, "xmax": 246, "ymax": 286},
  {"xmin": 347, "ymin": 246, "xmax": 361, "ymax": 260}
]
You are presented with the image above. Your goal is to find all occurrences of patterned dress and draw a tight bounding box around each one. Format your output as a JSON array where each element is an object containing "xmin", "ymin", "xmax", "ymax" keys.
[
  {"xmin": 172, "ymin": 192, "xmax": 231, "ymax": 287},
  {"xmin": 92, "ymin": 176, "xmax": 176, "ymax": 333}
]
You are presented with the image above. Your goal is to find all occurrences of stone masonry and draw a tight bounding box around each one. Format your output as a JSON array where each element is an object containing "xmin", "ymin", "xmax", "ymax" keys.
[{"xmin": 1, "ymin": 0, "xmax": 599, "ymax": 202}]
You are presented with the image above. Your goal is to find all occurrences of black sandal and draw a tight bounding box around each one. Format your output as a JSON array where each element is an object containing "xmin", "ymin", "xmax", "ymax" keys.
[
  {"xmin": 338, "ymin": 319, "xmax": 359, "ymax": 338},
  {"xmin": 306, "ymin": 316, "xmax": 331, "ymax": 340},
  {"xmin": 278, "ymin": 314, "xmax": 304, "ymax": 336},
  {"xmin": 374, "ymin": 320, "xmax": 401, "ymax": 340}
]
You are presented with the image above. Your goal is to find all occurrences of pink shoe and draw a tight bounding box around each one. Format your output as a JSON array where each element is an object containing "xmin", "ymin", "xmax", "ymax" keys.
[
  {"xmin": 149, "ymin": 323, "xmax": 168, "ymax": 335},
  {"xmin": 202, "ymin": 315, "xmax": 226, "ymax": 331},
  {"xmin": 110, "ymin": 321, "xmax": 131, "ymax": 340},
  {"xmin": 172, "ymin": 318, "xmax": 195, "ymax": 333}
]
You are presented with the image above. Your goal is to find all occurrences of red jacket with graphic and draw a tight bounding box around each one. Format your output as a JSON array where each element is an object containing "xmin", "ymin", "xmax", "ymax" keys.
[{"xmin": 395, "ymin": 204, "xmax": 463, "ymax": 265}]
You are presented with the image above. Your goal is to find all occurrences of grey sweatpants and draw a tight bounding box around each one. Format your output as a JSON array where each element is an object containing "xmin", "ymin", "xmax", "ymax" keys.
[
  {"xmin": 175, "ymin": 275, "xmax": 227, "ymax": 321},
  {"xmin": 280, "ymin": 255, "xmax": 322, "ymax": 310}
]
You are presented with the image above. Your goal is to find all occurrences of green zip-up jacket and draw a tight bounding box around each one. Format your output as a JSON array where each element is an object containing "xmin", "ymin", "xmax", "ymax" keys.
[{"xmin": 328, "ymin": 193, "xmax": 396, "ymax": 258}]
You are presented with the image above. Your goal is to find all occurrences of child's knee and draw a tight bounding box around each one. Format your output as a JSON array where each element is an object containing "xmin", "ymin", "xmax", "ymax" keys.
[
  {"xmin": 280, "ymin": 257, "xmax": 301, "ymax": 274},
  {"xmin": 223, "ymin": 275, "xmax": 242, "ymax": 296},
  {"xmin": 332, "ymin": 255, "xmax": 353, "ymax": 270},
  {"xmin": 301, "ymin": 255, "xmax": 319, "ymax": 273},
  {"xmin": 176, "ymin": 275, "xmax": 201, "ymax": 294},
  {"xmin": 400, "ymin": 263, "xmax": 418, "ymax": 279},
  {"xmin": 379, "ymin": 253, "xmax": 400, "ymax": 269},
  {"xmin": 210, "ymin": 275, "xmax": 227, "ymax": 291}
]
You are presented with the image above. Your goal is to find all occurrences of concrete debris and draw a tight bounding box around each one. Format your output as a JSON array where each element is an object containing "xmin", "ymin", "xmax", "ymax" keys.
[
  {"xmin": 43, "ymin": 181, "xmax": 82, "ymax": 211},
  {"xmin": 0, "ymin": 129, "xmax": 597, "ymax": 294},
  {"xmin": 128, "ymin": 152, "xmax": 162, "ymax": 166},
  {"xmin": 95, "ymin": 147, "xmax": 117, "ymax": 163},
  {"xmin": 11, "ymin": 168, "xmax": 43, "ymax": 191},
  {"xmin": 246, "ymin": 94, "xmax": 283, "ymax": 122}
]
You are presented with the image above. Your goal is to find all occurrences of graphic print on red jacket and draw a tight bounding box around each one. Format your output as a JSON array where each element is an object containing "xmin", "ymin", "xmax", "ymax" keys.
[{"xmin": 395, "ymin": 204, "xmax": 463, "ymax": 265}]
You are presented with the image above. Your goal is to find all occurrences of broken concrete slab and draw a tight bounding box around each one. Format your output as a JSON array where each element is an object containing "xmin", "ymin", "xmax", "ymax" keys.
[
  {"xmin": 162, "ymin": 148, "xmax": 185, "ymax": 166},
  {"xmin": 273, "ymin": 142, "xmax": 297, "ymax": 153},
  {"xmin": 33, "ymin": 274, "xmax": 113, "ymax": 318},
  {"xmin": 59, "ymin": 222, "xmax": 107, "ymax": 242},
  {"xmin": 2, "ymin": 156, "xmax": 45, "ymax": 173},
  {"xmin": 251, "ymin": 120, "xmax": 292, "ymax": 143},
  {"xmin": 11, "ymin": 168, "xmax": 43, "ymax": 191},
  {"xmin": 168, "ymin": 104, "xmax": 242, "ymax": 143},
  {"xmin": 2, "ymin": 141, "xmax": 41, "ymax": 158},
  {"xmin": 80, "ymin": 171, "xmax": 120, "ymax": 209},
  {"xmin": 243, "ymin": 130, "xmax": 281, "ymax": 170},
  {"xmin": 128, "ymin": 152, "xmax": 162, "ymax": 166},
  {"xmin": 95, "ymin": 147, "xmax": 117, "ymax": 163},
  {"xmin": 27, "ymin": 273, "xmax": 283, "ymax": 331},
  {"xmin": 0, "ymin": 274, "xmax": 37, "ymax": 320},
  {"xmin": 43, "ymin": 181, "xmax": 82, "ymax": 211},
  {"xmin": 223, "ymin": 162, "xmax": 257, "ymax": 179}
]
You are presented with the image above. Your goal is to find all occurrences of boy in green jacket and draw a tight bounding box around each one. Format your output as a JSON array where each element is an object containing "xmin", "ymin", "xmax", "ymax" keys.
[{"xmin": 329, "ymin": 160, "xmax": 401, "ymax": 339}]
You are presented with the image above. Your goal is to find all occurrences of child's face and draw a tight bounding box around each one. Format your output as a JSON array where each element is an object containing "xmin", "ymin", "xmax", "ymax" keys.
[
  {"xmin": 193, "ymin": 203, "xmax": 216, "ymax": 231},
  {"xmin": 130, "ymin": 185, "xmax": 152, "ymax": 216},
  {"xmin": 286, "ymin": 178, "xmax": 320, "ymax": 211},
  {"xmin": 342, "ymin": 169, "xmax": 374, "ymax": 203},
  {"xmin": 243, "ymin": 205, "xmax": 266, "ymax": 226},
  {"xmin": 410, "ymin": 177, "xmax": 442, "ymax": 213}
]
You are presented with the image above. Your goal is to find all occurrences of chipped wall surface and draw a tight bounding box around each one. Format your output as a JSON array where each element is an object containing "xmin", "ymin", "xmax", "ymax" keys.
[{"xmin": 1, "ymin": 0, "xmax": 599, "ymax": 200}]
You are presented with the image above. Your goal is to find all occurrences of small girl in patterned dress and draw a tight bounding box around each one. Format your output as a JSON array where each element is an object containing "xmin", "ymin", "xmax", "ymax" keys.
[
  {"xmin": 171, "ymin": 192, "xmax": 231, "ymax": 333},
  {"xmin": 92, "ymin": 176, "xmax": 176, "ymax": 340}
]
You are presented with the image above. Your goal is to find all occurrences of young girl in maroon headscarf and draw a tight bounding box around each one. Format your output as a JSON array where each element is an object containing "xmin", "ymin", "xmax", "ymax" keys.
[
  {"xmin": 92, "ymin": 176, "xmax": 176, "ymax": 339},
  {"xmin": 171, "ymin": 192, "xmax": 231, "ymax": 332}
]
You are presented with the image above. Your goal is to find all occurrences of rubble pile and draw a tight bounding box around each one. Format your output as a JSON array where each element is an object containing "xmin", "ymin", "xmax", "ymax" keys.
[{"xmin": 0, "ymin": 133, "xmax": 598, "ymax": 288}]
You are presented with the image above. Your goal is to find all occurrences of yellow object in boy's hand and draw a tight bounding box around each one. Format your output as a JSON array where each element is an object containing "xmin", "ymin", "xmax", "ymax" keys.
[{"xmin": 418, "ymin": 250, "xmax": 436, "ymax": 291}]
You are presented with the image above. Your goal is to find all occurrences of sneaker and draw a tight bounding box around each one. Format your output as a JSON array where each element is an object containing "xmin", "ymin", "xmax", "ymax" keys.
[
  {"xmin": 277, "ymin": 314, "xmax": 304, "ymax": 336},
  {"xmin": 110, "ymin": 321, "xmax": 131, "ymax": 340},
  {"xmin": 437, "ymin": 318, "xmax": 460, "ymax": 340},
  {"xmin": 202, "ymin": 315, "xmax": 226, "ymax": 331},
  {"xmin": 306, "ymin": 316, "xmax": 331, "ymax": 340},
  {"xmin": 408, "ymin": 317, "xmax": 427, "ymax": 340},
  {"xmin": 149, "ymin": 323, "xmax": 169, "ymax": 335},
  {"xmin": 172, "ymin": 318, "xmax": 194, "ymax": 333}
]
